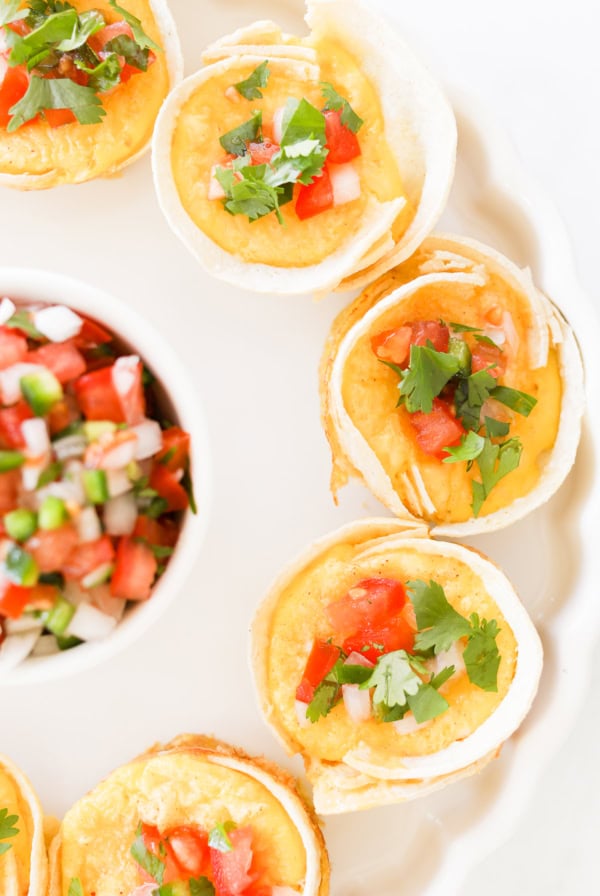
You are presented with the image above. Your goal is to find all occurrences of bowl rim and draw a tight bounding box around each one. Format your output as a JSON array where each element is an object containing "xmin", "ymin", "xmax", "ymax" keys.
[{"xmin": 0, "ymin": 266, "xmax": 212, "ymax": 686}]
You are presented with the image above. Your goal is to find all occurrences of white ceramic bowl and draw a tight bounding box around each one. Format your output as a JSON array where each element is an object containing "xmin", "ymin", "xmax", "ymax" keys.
[{"xmin": 0, "ymin": 267, "xmax": 212, "ymax": 685}]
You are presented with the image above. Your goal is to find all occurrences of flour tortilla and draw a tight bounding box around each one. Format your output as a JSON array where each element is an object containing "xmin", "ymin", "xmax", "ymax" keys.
[{"xmin": 0, "ymin": 755, "xmax": 47, "ymax": 896}]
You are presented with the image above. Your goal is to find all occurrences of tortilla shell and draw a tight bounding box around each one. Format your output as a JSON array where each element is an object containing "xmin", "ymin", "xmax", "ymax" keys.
[{"xmin": 0, "ymin": 755, "xmax": 47, "ymax": 896}]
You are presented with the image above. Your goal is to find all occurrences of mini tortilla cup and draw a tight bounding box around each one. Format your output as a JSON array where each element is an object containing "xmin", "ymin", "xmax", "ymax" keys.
[
  {"xmin": 251, "ymin": 518, "xmax": 543, "ymax": 814},
  {"xmin": 0, "ymin": 754, "xmax": 47, "ymax": 896}
]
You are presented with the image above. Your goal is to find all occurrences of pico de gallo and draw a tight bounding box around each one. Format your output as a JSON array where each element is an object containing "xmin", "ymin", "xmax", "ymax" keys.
[
  {"xmin": 371, "ymin": 317, "xmax": 538, "ymax": 515},
  {"xmin": 0, "ymin": 296, "xmax": 194, "ymax": 669},
  {"xmin": 0, "ymin": 0, "xmax": 161, "ymax": 132},
  {"xmin": 295, "ymin": 576, "xmax": 501, "ymax": 731},
  {"xmin": 208, "ymin": 61, "xmax": 363, "ymax": 224},
  {"xmin": 75, "ymin": 819, "xmax": 299, "ymax": 896}
]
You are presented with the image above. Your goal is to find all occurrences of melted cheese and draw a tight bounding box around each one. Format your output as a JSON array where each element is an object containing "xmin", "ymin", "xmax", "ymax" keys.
[{"xmin": 0, "ymin": 0, "xmax": 171, "ymax": 182}]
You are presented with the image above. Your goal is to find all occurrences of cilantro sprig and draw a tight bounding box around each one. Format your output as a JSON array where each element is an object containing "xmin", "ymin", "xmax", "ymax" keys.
[
  {"xmin": 0, "ymin": 0, "xmax": 29, "ymax": 27},
  {"xmin": 321, "ymin": 81, "xmax": 363, "ymax": 133},
  {"xmin": 234, "ymin": 60, "xmax": 269, "ymax": 100},
  {"xmin": 68, "ymin": 879, "xmax": 84, "ymax": 896},
  {"xmin": 208, "ymin": 820, "xmax": 236, "ymax": 853},
  {"xmin": 0, "ymin": 808, "xmax": 19, "ymax": 856},
  {"xmin": 8, "ymin": 76, "xmax": 104, "ymax": 130},
  {"xmin": 130, "ymin": 824, "xmax": 165, "ymax": 884},
  {"xmin": 107, "ymin": 0, "xmax": 160, "ymax": 52}
]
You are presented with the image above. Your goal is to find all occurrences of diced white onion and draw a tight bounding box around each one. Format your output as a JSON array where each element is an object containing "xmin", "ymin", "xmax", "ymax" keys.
[
  {"xmin": 272, "ymin": 106, "xmax": 285, "ymax": 143},
  {"xmin": 21, "ymin": 417, "xmax": 50, "ymax": 458},
  {"xmin": 21, "ymin": 460, "xmax": 47, "ymax": 493},
  {"xmin": 224, "ymin": 85, "xmax": 239, "ymax": 103},
  {"xmin": 90, "ymin": 585, "xmax": 126, "ymax": 621},
  {"xmin": 482, "ymin": 328, "xmax": 506, "ymax": 346},
  {"xmin": 342, "ymin": 684, "xmax": 372, "ymax": 723},
  {"xmin": 208, "ymin": 165, "xmax": 226, "ymax": 200},
  {"xmin": 31, "ymin": 634, "xmax": 60, "ymax": 657},
  {"xmin": 98, "ymin": 438, "xmax": 137, "ymax": 470},
  {"xmin": 294, "ymin": 699, "xmax": 311, "ymax": 729},
  {"xmin": 67, "ymin": 602, "xmax": 117, "ymax": 641},
  {"xmin": 502, "ymin": 310, "xmax": 519, "ymax": 354},
  {"xmin": 330, "ymin": 163, "xmax": 361, "ymax": 207},
  {"xmin": 63, "ymin": 581, "xmax": 91, "ymax": 606},
  {"xmin": 37, "ymin": 478, "xmax": 83, "ymax": 508},
  {"xmin": 52, "ymin": 433, "xmax": 87, "ymax": 461},
  {"xmin": 112, "ymin": 355, "xmax": 139, "ymax": 398},
  {"xmin": 0, "ymin": 297, "xmax": 16, "ymax": 325},
  {"xmin": 131, "ymin": 420, "xmax": 163, "ymax": 460},
  {"xmin": 107, "ymin": 468, "xmax": 131, "ymax": 497},
  {"xmin": 75, "ymin": 506, "xmax": 102, "ymax": 543},
  {"xmin": 0, "ymin": 631, "xmax": 40, "ymax": 670},
  {"xmin": 33, "ymin": 305, "xmax": 82, "ymax": 342},
  {"xmin": 393, "ymin": 713, "xmax": 431, "ymax": 735},
  {"xmin": 103, "ymin": 492, "xmax": 137, "ymax": 536},
  {"xmin": 427, "ymin": 642, "xmax": 466, "ymax": 679},
  {"xmin": 0, "ymin": 363, "xmax": 43, "ymax": 405},
  {"xmin": 81, "ymin": 562, "xmax": 114, "ymax": 590},
  {"xmin": 5, "ymin": 616, "xmax": 44, "ymax": 635}
]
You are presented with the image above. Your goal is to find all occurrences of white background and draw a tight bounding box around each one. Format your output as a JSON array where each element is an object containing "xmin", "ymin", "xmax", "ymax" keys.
[{"xmin": 0, "ymin": 1, "xmax": 598, "ymax": 894}]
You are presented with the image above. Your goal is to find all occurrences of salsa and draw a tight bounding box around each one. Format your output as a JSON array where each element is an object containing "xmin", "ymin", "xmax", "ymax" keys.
[{"xmin": 0, "ymin": 297, "xmax": 193, "ymax": 667}]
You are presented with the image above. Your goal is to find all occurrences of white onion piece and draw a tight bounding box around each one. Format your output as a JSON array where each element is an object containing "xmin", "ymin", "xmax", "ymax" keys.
[
  {"xmin": 272, "ymin": 106, "xmax": 285, "ymax": 143},
  {"xmin": 21, "ymin": 459, "xmax": 47, "ymax": 492},
  {"xmin": 90, "ymin": 585, "xmax": 126, "ymax": 621},
  {"xmin": 294, "ymin": 699, "xmax": 311, "ymax": 730},
  {"xmin": 0, "ymin": 297, "xmax": 16, "ymax": 325},
  {"xmin": 75, "ymin": 506, "xmax": 102, "ymax": 543},
  {"xmin": 37, "ymin": 478, "xmax": 83, "ymax": 508},
  {"xmin": 131, "ymin": 420, "xmax": 163, "ymax": 460},
  {"xmin": 97, "ymin": 438, "xmax": 137, "ymax": 470},
  {"xmin": 52, "ymin": 433, "xmax": 87, "ymax": 461},
  {"xmin": 428, "ymin": 642, "xmax": 465, "ymax": 679},
  {"xmin": 31, "ymin": 634, "xmax": 60, "ymax": 657},
  {"xmin": 502, "ymin": 310, "xmax": 519, "ymax": 355},
  {"xmin": 342, "ymin": 683, "xmax": 372, "ymax": 723},
  {"xmin": 330, "ymin": 163, "xmax": 360, "ymax": 207},
  {"xmin": 63, "ymin": 581, "xmax": 91, "ymax": 606},
  {"xmin": 67, "ymin": 603, "xmax": 117, "ymax": 641},
  {"xmin": 482, "ymin": 328, "xmax": 506, "ymax": 346},
  {"xmin": 112, "ymin": 355, "xmax": 139, "ymax": 397},
  {"xmin": 0, "ymin": 363, "xmax": 43, "ymax": 405},
  {"xmin": 81, "ymin": 562, "xmax": 114, "ymax": 590},
  {"xmin": 0, "ymin": 631, "xmax": 40, "ymax": 669},
  {"xmin": 5, "ymin": 616, "xmax": 43, "ymax": 635},
  {"xmin": 103, "ymin": 492, "xmax": 137, "ymax": 536},
  {"xmin": 21, "ymin": 418, "xmax": 50, "ymax": 458},
  {"xmin": 208, "ymin": 164, "xmax": 226, "ymax": 200},
  {"xmin": 106, "ymin": 468, "xmax": 131, "ymax": 497},
  {"xmin": 393, "ymin": 713, "xmax": 432, "ymax": 735},
  {"xmin": 33, "ymin": 305, "xmax": 82, "ymax": 342}
]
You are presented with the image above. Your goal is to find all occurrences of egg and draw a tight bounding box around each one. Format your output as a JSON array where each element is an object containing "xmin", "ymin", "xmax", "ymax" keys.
[
  {"xmin": 320, "ymin": 234, "xmax": 585, "ymax": 534},
  {"xmin": 0, "ymin": 754, "xmax": 47, "ymax": 895},
  {"xmin": 252, "ymin": 518, "xmax": 543, "ymax": 814}
]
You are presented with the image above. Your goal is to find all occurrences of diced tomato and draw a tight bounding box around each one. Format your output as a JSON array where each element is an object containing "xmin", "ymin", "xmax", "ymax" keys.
[
  {"xmin": 0, "ymin": 402, "xmax": 33, "ymax": 449},
  {"xmin": 210, "ymin": 827, "xmax": 255, "ymax": 896},
  {"xmin": 343, "ymin": 605, "xmax": 416, "ymax": 663},
  {"xmin": 48, "ymin": 397, "xmax": 80, "ymax": 436},
  {"xmin": 296, "ymin": 640, "xmax": 340, "ymax": 703},
  {"xmin": 133, "ymin": 515, "xmax": 178, "ymax": 548},
  {"xmin": 110, "ymin": 536, "xmax": 157, "ymax": 600},
  {"xmin": 137, "ymin": 824, "xmax": 181, "ymax": 884},
  {"xmin": 75, "ymin": 316, "xmax": 113, "ymax": 348},
  {"xmin": 409, "ymin": 397, "xmax": 465, "ymax": 459},
  {"xmin": 167, "ymin": 827, "xmax": 210, "ymax": 878},
  {"xmin": 0, "ymin": 583, "xmax": 31, "ymax": 619},
  {"xmin": 0, "ymin": 470, "xmax": 19, "ymax": 515},
  {"xmin": 248, "ymin": 139, "xmax": 280, "ymax": 165},
  {"xmin": 0, "ymin": 65, "xmax": 29, "ymax": 129},
  {"xmin": 324, "ymin": 109, "xmax": 361, "ymax": 163},
  {"xmin": 410, "ymin": 320, "xmax": 450, "ymax": 353},
  {"xmin": 73, "ymin": 365, "xmax": 125, "ymax": 422},
  {"xmin": 371, "ymin": 326, "xmax": 413, "ymax": 367},
  {"xmin": 62, "ymin": 535, "xmax": 115, "ymax": 580},
  {"xmin": 0, "ymin": 326, "xmax": 27, "ymax": 370},
  {"xmin": 295, "ymin": 167, "xmax": 333, "ymax": 220},
  {"xmin": 26, "ymin": 342, "xmax": 86, "ymax": 384},
  {"xmin": 113, "ymin": 357, "xmax": 145, "ymax": 425},
  {"xmin": 471, "ymin": 342, "xmax": 506, "ymax": 379},
  {"xmin": 44, "ymin": 108, "xmax": 76, "ymax": 127},
  {"xmin": 89, "ymin": 21, "xmax": 134, "ymax": 52},
  {"xmin": 325, "ymin": 577, "xmax": 407, "ymax": 633},
  {"xmin": 156, "ymin": 426, "xmax": 190, "ymax": 472},
  {"xmin": 149, "ymin": 463, "xmax": 188, "ymax": 512},
  {"xmin": 26, "ymin": 525, "xmax": 80, "ymax": 574}
]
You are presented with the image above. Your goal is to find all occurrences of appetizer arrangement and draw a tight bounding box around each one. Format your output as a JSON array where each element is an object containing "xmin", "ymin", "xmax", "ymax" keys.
[
  {"xmin": 320, "ymin": 235, "xmax": 584, "ymax": 534},
  {"xmin": 0, "ymin": 298, "xmax": 194, "ymax": 671},
  {"xmin": 152, "ymin": 0, "xmax": 456, "ymax": 295},
  {"xmin": 0, "ymin": 752, "xmax": 48, "ymax": 896},
  {"xmin": 0, "ymin": 0, "xmax": 182, "ymax": 187},
  {"xmin": 252, "ymin": 518, "xmax": 543, "ymax": 813}
]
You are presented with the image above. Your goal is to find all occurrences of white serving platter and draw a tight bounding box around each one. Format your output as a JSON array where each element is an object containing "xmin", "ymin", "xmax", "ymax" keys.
[{"xmin": 0, "ymin": 1, "xmax": 598, "ymax": 894}]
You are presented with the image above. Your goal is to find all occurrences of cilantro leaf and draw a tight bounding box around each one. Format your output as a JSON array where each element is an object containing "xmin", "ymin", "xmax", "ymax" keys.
[
  {"xmin": 68, "ymin": 879, "xmax": 84, "ymax": 896},
  {"xmin": 474, "ymin": 333, "xmax": 502, "ymax": 350},
  {"xmin": 234, "ymin": 60, "xmax": 269, "ymax": 99},
  {"xmin": 484, "ymin": 416, "xmax": 510, "ymax": 439},
  {"xmin": 217, "ymin": 162, "xmax": 284, "ymax": 223},
  {"xmin": 361, "ymin": 650, "xmax": 421, "ymax": 709},
  {"xmin": 219, "ymin": 110, "xmax": 262, "ymax": 156},
  {"xmin": 208, "ymin": 821, "xmax": 236, "ymax": 853},
  {"xmin": 320, "ymin": 80, "xmax": 363, "ymax": 133},
  {"xmin": 131, "ymin": 824, "xmax": 165, "ymax": 884},
  {"xmin": 9, "ymin": 9, "xmax": 77, "ymax": 67},
  {"xmin": 0, "ymin": 0, "xmax": 28, "ymax": 27},
  {"xmin": 471, "ymin": 436, "xmax": 522, "ymax": 516},
  {"xmin": 463, "ymin": 614, "xmax": 501, "ymax": 691},
  {"xmin": 399, "ymin": 344, "xmax": 460, "ymax": 414},
  {"xmin": 75, "ymin": 52, "xmax": 121, "ymax": 93},
  {"xmin": 443, "ymin": 430, "xmax": 485, "ymax": 464},
  {"xmin": 270, "ymin": 137, "xmax": 328, "ymax": 186},
  {"xmin": 5, "ymin": 309, "xmax": 43, "ymax": 339},
  {"xmin": 0, "ymin": 808, "xmax": 19, "ymax": 856},
  {"xmin": 306, "ymin": 677, "xmax": 341, "ymax": 722},
  {"xmin": 429, "ymin": 665, "xmax": 456, "ymax": 690},
  {"xmin": 407, "ymin": 681, "xmax": 449, "ymax": 723},
  {"xmin": 189, "ymin": 880, "xmax": 216, "ymax": 896},
  {"xmin": 408, "ymin": 579, "xmax": 471, "ymax": 654},
  {"xmin": 454, "ymin": 368, "xmax": 496, "ymax": 430},
  {"xmin": 490, "ymin": 385, "xmax": 537, "ymax": 417},
  {"xmin": 280, "ymin": 97, "xmax": 326, "ymax": 147},
  {"xmin": 108, "ymin": 0, "xmax": 161, "ymax": 52},
  {"xmin": 449, "ymin": 322, "xmax": 480, "ymax": 333},
  {"xmin": 57, "ymin": 9, "xmax": 104, "ymax": 52},
  {"xmin": 8, "ymin": 75, "xmax": 104, "ymax": 130},
  {"xmin": 105, "ymin": 33, "xmax": 149, "ymax": 71},
  {"xmin": 334, "ymin": 663, "xmax": 372, "ymax": 685}
]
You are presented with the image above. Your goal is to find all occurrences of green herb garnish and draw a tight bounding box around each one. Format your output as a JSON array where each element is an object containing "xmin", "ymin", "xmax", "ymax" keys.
[
  {"xmin": 234, "ymin": 60, "xmax": 269, "ymax": 100},
  {"xmin": 321, "ymin": 80, "xmax": 363, "ymax": 132},
  {"xmin": 208, "ymin": 821, "xmax": 236, "ymax": 853},
  {"xmin": 108, "ymin": 0, "xmax": 161, "ymax": 52},
  {"xmin": 0, "ymin": 808, "xmax": 19, "ymax": 856},
  {"xmin": 131, "ymin": 824, "xmax": 165, "ymax": 884},
  {"xmin": 8, "ymin": 76, "xmax": 104, "ymax": 130},
  {"xmin": 219, "ymin": 110, "xmax": 262, "ymax": 156},
  {"xmin": 68, "ymin": 878, "xmax": 84, "ymax": 896}
]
